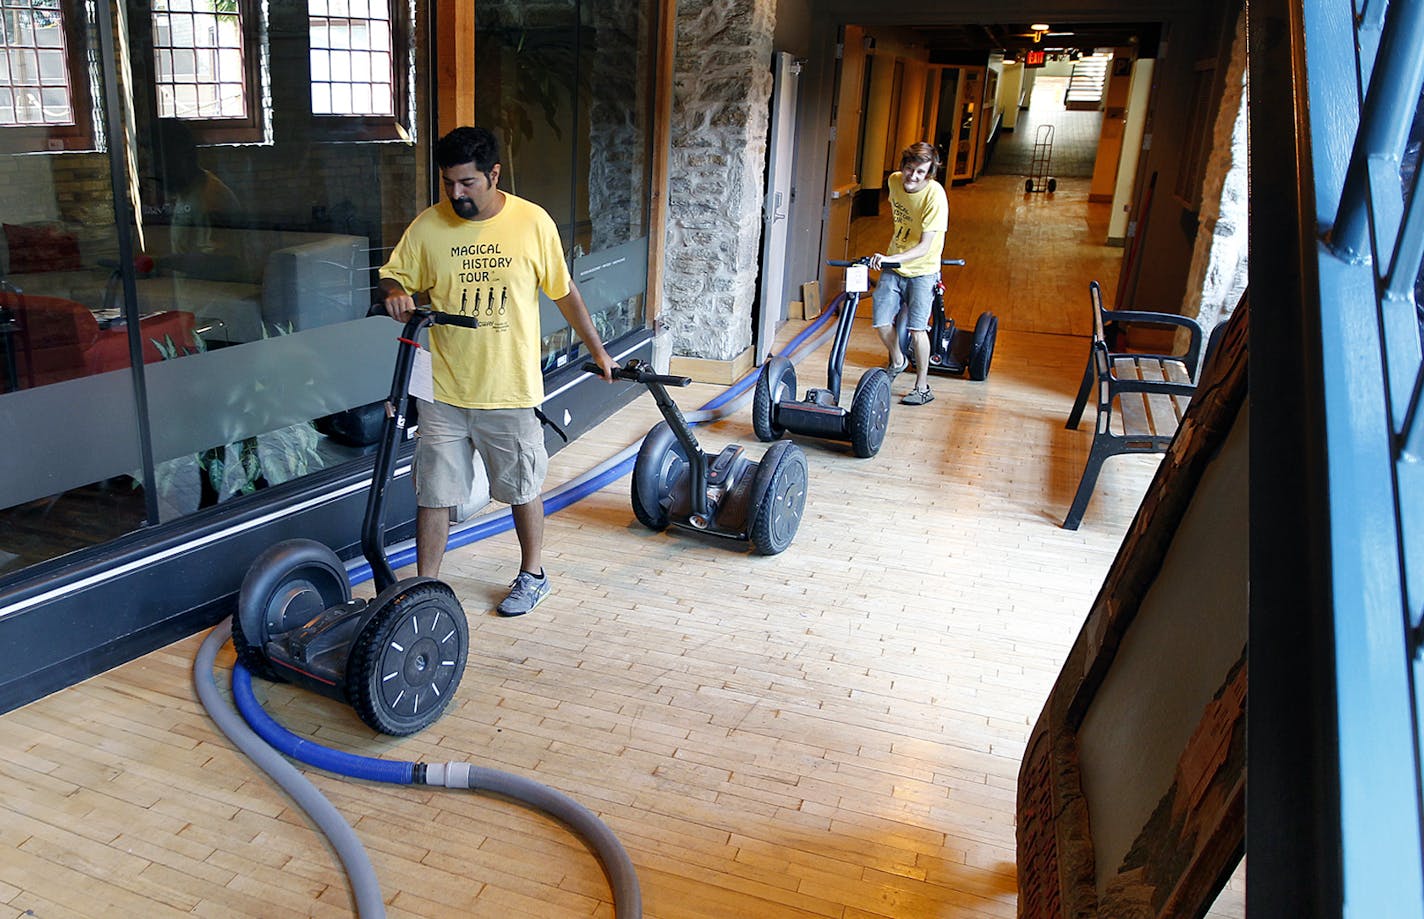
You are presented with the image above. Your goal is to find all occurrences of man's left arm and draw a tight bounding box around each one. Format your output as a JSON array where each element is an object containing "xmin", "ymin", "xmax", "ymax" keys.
[{"xmin": 554, "ymin": 282, "xmax": 617, "ymax": 381}]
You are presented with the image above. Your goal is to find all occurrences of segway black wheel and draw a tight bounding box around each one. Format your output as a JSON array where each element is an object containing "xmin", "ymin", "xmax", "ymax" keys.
[
  {"xmin": 752, "ymin": 356, "xmax": 796, "ymax": 441},
  {"xmin": 748, "ymin": 441, "xmax": 809, "ymax": 555},
  {"xmin": 235, "ymin": 539, "xmax": 351, "ymax": 682},
  {"xmin": 848, "ymin": 367, "xmax": 892, "ymax": 458},
  {"xmin": 631, "ymin": 420, "xmax": 687, "ymax": 531},
  {"xmin": 968, "ymin": 312, "xmax": 999, "ymax": 381},
  {"xmin": 346, "ymin": 577, "xmax": 468, "ymax": 736}
]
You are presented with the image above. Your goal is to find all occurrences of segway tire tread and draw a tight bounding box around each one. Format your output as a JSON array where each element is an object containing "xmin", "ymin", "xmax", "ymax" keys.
[
  {"xmin": 346, "ymin": 578, "xmax": 468, "ymax": 736},
  {"xmin": 848, "ymin": 368, "xmax": 892, "ymax": 458},
  {"xmin": 748, "ymin": 441, "xmax": 809, "ymax": 555},
  {"xmin": 631, "ymin": 421, "xmax": 683, "ymax": 531},
  {"xmin": 969, "ymin": 312, "xmax": 999, "ymax": 382},
  {"xmin": 753, "ymin": 357, "xmax": 796, "ymax": 442}
]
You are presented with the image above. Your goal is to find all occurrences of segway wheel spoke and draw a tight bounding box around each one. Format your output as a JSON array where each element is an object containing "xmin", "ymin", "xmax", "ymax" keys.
[{"xmin": 347, "ymin": 579, "xmax": 468, "ymax": 736}]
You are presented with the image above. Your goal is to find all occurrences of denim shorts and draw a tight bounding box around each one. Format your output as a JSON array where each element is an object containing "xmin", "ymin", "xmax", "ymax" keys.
[
  {"xmin": 414, "ymin": 400, "xmax": 548, "ymax": 507},
  {"xmin": 871, "ymin": 270, "xmax": 936, "ymax": 331}
]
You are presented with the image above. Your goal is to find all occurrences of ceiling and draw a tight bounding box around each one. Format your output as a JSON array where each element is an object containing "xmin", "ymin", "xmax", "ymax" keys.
[{"xmin": 906, "ymin": 22, "xmax": 1163, "ymax": 61}]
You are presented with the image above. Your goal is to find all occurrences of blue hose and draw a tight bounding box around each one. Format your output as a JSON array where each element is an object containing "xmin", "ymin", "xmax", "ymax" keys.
[{"xmin": 232, "ymin": 663, "xmax": 416, "ymax": 784}]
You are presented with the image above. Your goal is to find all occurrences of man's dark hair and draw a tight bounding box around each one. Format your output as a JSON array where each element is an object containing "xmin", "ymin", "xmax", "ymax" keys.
[{"xmin": 435, "ymin": 126, "xmax": 501, "ymax": 174}]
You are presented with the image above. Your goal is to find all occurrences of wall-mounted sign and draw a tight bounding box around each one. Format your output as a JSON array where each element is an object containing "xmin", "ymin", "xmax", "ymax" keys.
[{"xmin": 1024, "ymin": 49, "xmax": 1047, "ymax": 68}]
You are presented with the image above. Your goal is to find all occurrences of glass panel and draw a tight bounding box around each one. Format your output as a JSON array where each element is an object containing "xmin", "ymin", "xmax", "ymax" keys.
[
  {"xmin": 474, "ymin": 0, "xmax": 656, "ymax": 367},
  {"xmin": 3, "ymin": 0, "xmax": 433, "ymax": 586},
  {"xmin": 0, "ymin": 23, "xmax": 149, "ymax": 580}
]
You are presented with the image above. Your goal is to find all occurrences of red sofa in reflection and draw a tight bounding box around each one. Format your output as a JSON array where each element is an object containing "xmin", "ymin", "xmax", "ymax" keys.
[{"xmin": 1, "ymin": 292, "xmax": 196, "ymax": 389}]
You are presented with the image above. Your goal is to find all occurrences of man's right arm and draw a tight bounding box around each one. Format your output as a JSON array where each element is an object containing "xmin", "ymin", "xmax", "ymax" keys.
[{"xmin": 379, "ymin": 276, "xmax": 417, "ymax": 322}]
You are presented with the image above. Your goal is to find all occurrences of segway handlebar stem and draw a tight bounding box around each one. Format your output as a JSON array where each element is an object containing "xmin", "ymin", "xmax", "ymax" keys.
[
  {"xmin": 584, "ymin": 359, "xmax": 710, "ymax": 520},
  {"xmin": 363, "ymin": 309, "xmax": 479, "ymax": 591}
]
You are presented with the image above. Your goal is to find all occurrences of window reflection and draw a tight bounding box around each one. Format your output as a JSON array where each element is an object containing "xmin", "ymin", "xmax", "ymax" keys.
[
  {"xmin": 475, "ymin": 0, "xmax": 655, "ymax": 367},
  {"xmin": 2, "ymin": 0, "xmax": 658, "ymax": 586}
]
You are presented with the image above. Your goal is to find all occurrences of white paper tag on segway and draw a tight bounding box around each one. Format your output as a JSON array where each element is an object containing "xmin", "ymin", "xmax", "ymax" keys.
[
  {"xmin": 845, "ymin": 264, "xmax": 869, "ymax": 293},
  {"xmin": 409, "ymin": 346, "xmax": 434, "ymax": 403}
]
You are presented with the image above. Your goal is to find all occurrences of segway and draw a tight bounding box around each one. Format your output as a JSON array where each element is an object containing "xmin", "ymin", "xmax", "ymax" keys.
[
  {"xmin": 232, "ymin": 308, "xmax": 479, "ymax": 736},
  {"xmin": 895, "ymin": 259, "xmax": 998, "ymax": 381},
  {"xmin": 752, "ymin": 257, "xmax": 893, "ymax": 458},
  {"xmin": 589, "ymin": 359, "xmax": 808, "ymax": 554}
]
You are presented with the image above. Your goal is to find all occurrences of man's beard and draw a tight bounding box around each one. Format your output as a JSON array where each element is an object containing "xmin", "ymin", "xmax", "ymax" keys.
[{"xmin": 452, "ymin": 196, "xmax": 478, "ymax": 219}]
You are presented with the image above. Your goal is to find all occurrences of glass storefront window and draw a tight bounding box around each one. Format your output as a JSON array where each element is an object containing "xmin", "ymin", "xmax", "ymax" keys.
[{"xmin": 1, "ymin": 0, "xmax": 659, "ymax": 588}]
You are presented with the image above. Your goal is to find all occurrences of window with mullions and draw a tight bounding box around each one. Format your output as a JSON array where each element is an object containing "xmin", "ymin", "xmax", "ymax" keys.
[
  {"xmin": 309, "ymin": 0, "xmax": 406, "ymax": 139},
  {"xmin": 150, "ymin": 0, "xmax": 262, "ymax": 144},
  {"xmin": 0, "ymin": 0, "xmax": 94, "ymax": 152}
]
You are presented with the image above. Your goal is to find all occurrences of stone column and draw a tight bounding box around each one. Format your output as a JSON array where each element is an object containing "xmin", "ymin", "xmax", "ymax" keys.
[{"xmin": 663, "ymin": 0, "xmax": 775, "ymax": 362}]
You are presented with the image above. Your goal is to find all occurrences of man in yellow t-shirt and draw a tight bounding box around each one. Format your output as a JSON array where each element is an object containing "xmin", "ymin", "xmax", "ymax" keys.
[
  {"xmin": 380, "ymin": 126, "xmax": 616, "ymax": 616},
  {"xmin": 868, "ymin": 142, "xmax": 949, "ymax": 406}
]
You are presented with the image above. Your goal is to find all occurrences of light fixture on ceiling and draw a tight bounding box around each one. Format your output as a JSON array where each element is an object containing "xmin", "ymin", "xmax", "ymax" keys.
[{"xmin": 1030, "ymin": 23, "xmax": 1051, "ymax": 42}]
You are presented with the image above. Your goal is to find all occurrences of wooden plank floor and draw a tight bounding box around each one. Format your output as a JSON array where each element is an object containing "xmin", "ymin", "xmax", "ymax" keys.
[{"xmin": 0, "ymin": 175, "xmax": 1242, "ymax": 918}]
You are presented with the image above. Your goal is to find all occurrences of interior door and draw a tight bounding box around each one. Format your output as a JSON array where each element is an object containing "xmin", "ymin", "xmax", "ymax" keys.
[
  {"xmin": 821, "ymin": 24, "xmax": 867, "ymax": 294},
  {"xmin": 756, "ymin": 52, "xmax": 801, "ymax": 362}
]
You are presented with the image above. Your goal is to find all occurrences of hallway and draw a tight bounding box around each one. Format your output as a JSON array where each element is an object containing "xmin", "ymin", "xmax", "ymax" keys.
[
  {"xmin": 851, "ymin": 170, "xmax": 1122, "ymax": 339},
  {"xmin": 0, "ymin": 173, "xmax": 1242, "ymax": 916},
  {"xmin": 981, "ymin": 74, "xmax": 1105, "ymax": 180}
]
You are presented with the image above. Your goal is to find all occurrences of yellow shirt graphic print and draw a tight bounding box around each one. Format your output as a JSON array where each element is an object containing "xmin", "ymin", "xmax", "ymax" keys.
[
  {"xmin": 380, "ymin": 194, "xmax": 572, "ymax": 409},
  {"xmin": 886, "ymin": 171, "xmax": 949, "ymax": 278}
]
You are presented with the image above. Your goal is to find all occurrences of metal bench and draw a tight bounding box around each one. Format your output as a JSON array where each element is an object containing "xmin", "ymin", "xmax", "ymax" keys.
[{"xmin": 1062, "ymin": 280, "xmax": 1203, "ymax": 530}]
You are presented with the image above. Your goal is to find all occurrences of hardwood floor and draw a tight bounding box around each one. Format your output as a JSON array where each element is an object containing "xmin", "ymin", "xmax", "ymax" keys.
[{"xmin": 0, "ymin": 176, "xmax": 1241, "ymax": 917}]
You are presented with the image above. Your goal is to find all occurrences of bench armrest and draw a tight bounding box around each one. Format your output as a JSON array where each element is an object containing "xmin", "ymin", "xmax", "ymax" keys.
[{"xmin": 1101, "ymin": 308, "xmax": 1204, "ymax": 376}]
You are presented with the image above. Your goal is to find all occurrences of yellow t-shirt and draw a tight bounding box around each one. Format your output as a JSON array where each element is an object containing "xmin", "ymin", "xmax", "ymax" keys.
[
  {"xmin": 380, "ymin": 194, "xmax": 571, "ymax": 409},
  {"xmin": 886, "ymin": 171, "xmax": 949, "ymax": 277}
]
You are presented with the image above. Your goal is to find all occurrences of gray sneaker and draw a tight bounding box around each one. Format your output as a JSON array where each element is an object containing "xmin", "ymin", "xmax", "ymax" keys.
[
  {"xmin": 497, "ymin": 570, "xmax": 550, "ymax": 617},
  {"xmin": 901, "ymin": 386, "xmax": 934, "ymax": 405},
  {"xmin": 886, "ymin": 354, "xmax": 909, "ymax": 376}
]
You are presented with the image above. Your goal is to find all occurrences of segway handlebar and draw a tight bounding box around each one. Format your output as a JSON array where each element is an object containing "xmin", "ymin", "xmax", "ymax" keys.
[
  {"xmin": 422, "ymin": 309, "xmax": 480, "ymax": 329},
  {"xmin": 827, "ymin": 257, "xmax": 966, "ymax": 268},
  {"xmin": 827, "ymin": 257, "xmax": 897, "ymax": 268},
  {"xmin": 582, "ymin": 359, "xmax": 691, "ymax": 388}
]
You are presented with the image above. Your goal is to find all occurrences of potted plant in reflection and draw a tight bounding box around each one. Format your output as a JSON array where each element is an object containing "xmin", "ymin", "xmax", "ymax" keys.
[{"xmin": 150, "ymin": 324, "xmax": 325, "ymax": 518}]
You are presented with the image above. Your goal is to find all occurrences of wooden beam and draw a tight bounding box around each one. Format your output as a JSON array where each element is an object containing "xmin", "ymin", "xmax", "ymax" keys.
[{"xmin": 435, "ymin": 0, "xmax": 475, "ymax": 138}]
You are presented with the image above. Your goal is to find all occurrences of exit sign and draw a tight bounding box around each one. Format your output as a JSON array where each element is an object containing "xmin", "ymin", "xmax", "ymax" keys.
[{"xmin": 1024, "ymin": 49, "xmax": 1047, "ymax": 68}]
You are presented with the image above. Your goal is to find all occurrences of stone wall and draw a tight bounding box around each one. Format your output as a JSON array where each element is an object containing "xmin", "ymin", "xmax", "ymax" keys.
[
  {"xmin": 663, "ymin": 0, "xmax": 775, "ymax": 361},
  {"xmin": 1181, "ymin": 9, "xmax": 1249, "ymax": 342}
]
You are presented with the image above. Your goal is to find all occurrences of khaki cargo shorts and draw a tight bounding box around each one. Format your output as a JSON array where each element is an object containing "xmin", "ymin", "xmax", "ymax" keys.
[{"xmin": 414, "ymin": 399, "xmax": 548, "ymax": 507}]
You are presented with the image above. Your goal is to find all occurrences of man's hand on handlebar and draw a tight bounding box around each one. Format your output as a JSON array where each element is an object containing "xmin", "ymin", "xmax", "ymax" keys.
[
  {"xmin": 586, "ymin": 348, "xmax": 618, "ymax": 383},
  {"xmin": 382, "ymin": 286, "xmax": 418, "ymax": 323},
  {"xmin": 867, "ymin": 252, "xmax": 888, "ymax": 270}
]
